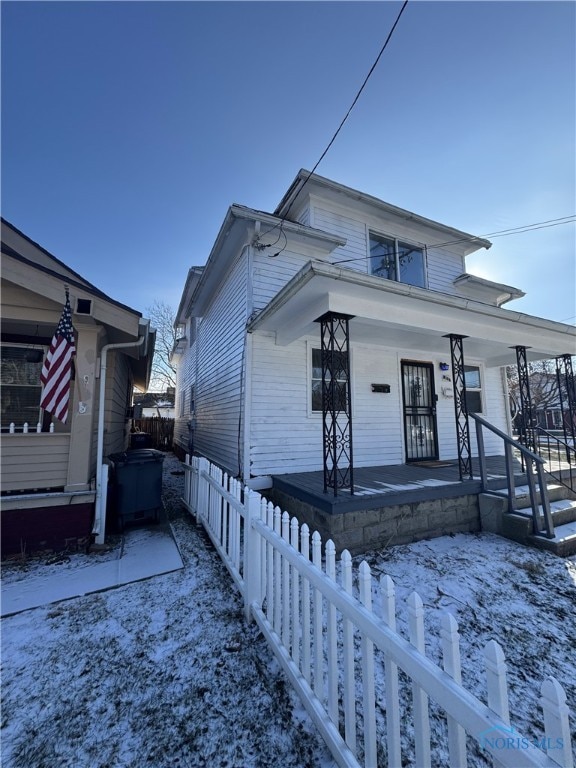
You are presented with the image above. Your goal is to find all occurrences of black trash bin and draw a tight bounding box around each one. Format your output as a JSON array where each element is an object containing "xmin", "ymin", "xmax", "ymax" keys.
[
  {"xmin": 130, "ymin": 432, "xmax": 152, "ymax": 449},
  {"xmin": 109, "ymin": 449, "xmax": 165, "ymax": 530}
]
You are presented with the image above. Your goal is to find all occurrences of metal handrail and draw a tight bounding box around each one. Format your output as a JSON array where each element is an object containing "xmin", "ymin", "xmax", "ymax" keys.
[
  {"xmin": 534, "ymin": 427, "xmax": 575, "ymax": 494},
  {"xmin": 469, "ymin": 413, "xmax": 555, "ymax": 539}
]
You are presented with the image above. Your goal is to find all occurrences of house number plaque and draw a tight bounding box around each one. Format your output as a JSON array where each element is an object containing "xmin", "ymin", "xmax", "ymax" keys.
[{"xmin": 371, "ymin": 384, "xmax": 391, "ymax": 393}]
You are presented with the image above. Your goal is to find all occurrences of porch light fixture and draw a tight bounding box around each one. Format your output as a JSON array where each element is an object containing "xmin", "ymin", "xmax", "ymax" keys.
[{"xmin": 439, "ymin": 362, "xmax": 450, "ymax": 371}]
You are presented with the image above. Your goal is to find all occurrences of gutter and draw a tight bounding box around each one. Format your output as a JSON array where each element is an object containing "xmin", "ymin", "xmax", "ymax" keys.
[
  {"xmin": 247, "ymin": 261, "xmax": 576, "ymax": 339},
  {"xmin": 92, "ymin": 331, "xmax": 147, "ymax": 545}
]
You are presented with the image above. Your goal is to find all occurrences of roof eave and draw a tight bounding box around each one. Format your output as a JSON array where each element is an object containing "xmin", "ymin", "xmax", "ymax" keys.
[{"xmin": 275, "ymin": 170, "xmax": 492, "ymax": 254}]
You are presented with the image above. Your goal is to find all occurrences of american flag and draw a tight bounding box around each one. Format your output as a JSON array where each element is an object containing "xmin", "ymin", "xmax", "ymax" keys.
[{"xmin": 40, "ymin": 290, "xmax": 76, "ymax": 423}]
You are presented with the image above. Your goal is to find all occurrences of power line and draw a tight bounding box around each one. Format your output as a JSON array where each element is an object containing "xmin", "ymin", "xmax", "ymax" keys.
[
  {"xmin": 281, "ymin": 0, "xmax": 409, "ymax": 225},
  {"xmin": 257, "ymin": 0, "xmax": 409, "ymax": 254},
  {"xmin": 330, "ymin": 215, "xmax": 576, "ymax": 267},
  {"xmin": 422, "ymin": 216, "xmax": 576, "ymax": 250}
]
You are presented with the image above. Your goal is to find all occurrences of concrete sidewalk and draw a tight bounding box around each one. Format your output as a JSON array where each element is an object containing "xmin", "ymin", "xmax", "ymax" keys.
[{"xmin": 1, "ymin": 525, "xmax": 184, "ymax": 618}]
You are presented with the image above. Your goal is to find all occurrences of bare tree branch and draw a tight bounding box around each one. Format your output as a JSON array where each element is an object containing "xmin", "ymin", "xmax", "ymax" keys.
[
  {"xmin": 146, "ymin": 300, "xmax": 177, "ymax": 391},
  {"xmin": 506, "ymin": 358, "xmax": 574, "ymax": 429}
]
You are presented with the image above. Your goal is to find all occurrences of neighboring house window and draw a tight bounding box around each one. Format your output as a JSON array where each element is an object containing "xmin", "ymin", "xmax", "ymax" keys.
[
  {"xmin": 189, "ymin": 384, "xmax": 195, "ymax": 414},
  {"xmin": 0, "ymin": 345, "xmax": 45, "ymax": 426},
  {"xmin": 180, "ymin": 389, "xmax": 186, "ymax": 417},
  {"xmin": 189, "ymin": 318, "xmax": 196, "ymax": 347},
  {"xmin": 311, "ymin": 348, "xmax": 349, "ymax": 413},
  {"xmin": 464, "ymin": 365, "xmax": 483, "ymax": 413},
  {"xmin": 369, "ymin": 232, "xmax": 426, "ymax": 288}
]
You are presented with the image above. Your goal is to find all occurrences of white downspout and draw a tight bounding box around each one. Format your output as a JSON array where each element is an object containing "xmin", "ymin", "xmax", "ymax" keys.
[{"xmin": 93, "ymin": 334, "xmax": 146, "ymax": 545}]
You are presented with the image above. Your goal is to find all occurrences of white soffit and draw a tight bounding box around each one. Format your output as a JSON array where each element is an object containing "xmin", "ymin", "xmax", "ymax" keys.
[{"xmin": 249, "ymin": 263, "xmax": 575, "ymax": 366}]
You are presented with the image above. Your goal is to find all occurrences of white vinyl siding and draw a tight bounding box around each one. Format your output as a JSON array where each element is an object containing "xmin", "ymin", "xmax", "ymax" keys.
[
  {"xmin": 349, "ymin": 346, "xmax": 404, "ymax": 467},
  {"xmin": 249, "ymin": 336, "xmax": 406, "ymax": 476},
  {"xmin": 426, "ymin": 247, "xmax": 466, "ymax": 293},
  {"xmin": 193, "ymin": 252, "xmax": 249, "ymax": 475},
  {"xmin": 312, "ymin": 207, "xmax": 368, "ymax": 274},
  {"xmin": 249, "ymin": 334, "xmax": 322, "ymax": 475},
  {"xmin": 307, "ymin": 199, "xmax": 467, "ymax": 296},
  {"xmin": 435, "ymin": 361, "xmax": 508, "ymax": 459},
  {"xmin": 173, "ymin": 319, "xmax": 198, "ymax": 454},
  {"xmin": 252, "ymin": 247, "xmax": 311, "ymax": 312},
  {"xmin": 249, "ymin": 338, "xmax": 510, "ymax": 476},
  {"xmin": 1, "ymin": 433, "xmax": 71, "ymax": 492}
]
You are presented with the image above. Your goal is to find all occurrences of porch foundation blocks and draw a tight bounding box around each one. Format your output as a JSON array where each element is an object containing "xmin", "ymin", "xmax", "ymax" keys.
[{"xmin": 266, "ymin": 488, "xmax": 480, "ymax": 555}]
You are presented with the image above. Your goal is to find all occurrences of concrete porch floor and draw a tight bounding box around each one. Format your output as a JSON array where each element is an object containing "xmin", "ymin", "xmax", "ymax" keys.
[{"xmin": 270, "ymin": 455, "xmax": 523, "ymax": 515}]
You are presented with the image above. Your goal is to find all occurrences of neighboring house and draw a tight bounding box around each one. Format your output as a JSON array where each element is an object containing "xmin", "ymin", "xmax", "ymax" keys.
[
  {"xmin": 1, "ymin": 219, "xmax": 155, "ymax": 556},
  {"xmin": 510, "ymin": 370, "xmax": 574, "ymax": 432},
  {"xmin": 133, "ymin": 389, "xmax": 176, "ymax": 418},
  {"xmin": 172, "ymin": 170, "xmax": 575, "ymax": 492}
]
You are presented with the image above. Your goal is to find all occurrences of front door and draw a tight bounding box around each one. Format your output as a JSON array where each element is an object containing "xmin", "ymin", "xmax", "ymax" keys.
[{"xmin": 401, "ymin": 361, "xmax": 439, "ymax": 461}]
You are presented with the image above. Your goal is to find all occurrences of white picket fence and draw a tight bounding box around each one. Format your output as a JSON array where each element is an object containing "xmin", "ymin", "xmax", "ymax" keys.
[{"xmin": 182, "ymin": 455, "xmax": 574, "ymax": 768}]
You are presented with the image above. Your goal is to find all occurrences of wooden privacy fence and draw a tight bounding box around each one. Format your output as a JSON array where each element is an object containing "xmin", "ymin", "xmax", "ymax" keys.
[
  {"xmin": 132, "ymin": 417, "xmax": 174, "ymax": 450},
  {"xmin": 182, "ymin": 455, "xmax": 574, "ymax": 768}
]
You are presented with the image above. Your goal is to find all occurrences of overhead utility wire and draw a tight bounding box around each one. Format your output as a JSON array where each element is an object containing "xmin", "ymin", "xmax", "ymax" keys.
[
  {"xmin": 330, "ymin": 215, "xmax": 576, "ymax": 267},
  {"xmin": 258, "ymin": 0, "xmax": 409, "ymax": 254},
  {"xmin": 280, "ymin": 0, "xmax": 409, "ymax": 225},
  {"xmin": 424, "ymin": 215, "xmax": 576, "ymax": 250}
]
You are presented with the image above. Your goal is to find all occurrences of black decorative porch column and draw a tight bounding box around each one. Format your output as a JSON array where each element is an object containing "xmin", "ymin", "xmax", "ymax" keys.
[
  {"xmin": 514, "ymin": 345, "xmax": 536, "ymax": 454},
  {"xmin": 447, "ymin": 334, "xmax": 473, "ymax": 480},
  {"xmin": 556, "ymin": 354, "xmax": 576, "ymax": 455},
  {"xmin": 317, "ymin": 312, "xmax": 354, "ymax": 495}
]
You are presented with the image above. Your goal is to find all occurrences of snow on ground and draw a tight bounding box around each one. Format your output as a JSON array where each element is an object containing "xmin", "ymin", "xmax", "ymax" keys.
[
  {"xmin": 358, "ymin": 536, "xmax": 576, "ymax": 766},
  {"xmin": 2, "ymin": 453, "xmax": 575, "ymax": 767}
]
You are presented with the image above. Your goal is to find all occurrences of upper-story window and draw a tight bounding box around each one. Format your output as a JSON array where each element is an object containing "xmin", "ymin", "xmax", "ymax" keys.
[{"xmin": 369, "ymin": 232, "xmax": 426, "ymax": 288}]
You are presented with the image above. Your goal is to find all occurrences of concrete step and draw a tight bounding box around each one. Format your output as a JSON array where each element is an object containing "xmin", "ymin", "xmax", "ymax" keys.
[
  {"xmin": 496, "ymin": 482, "xmax": 575, "ymax": 506},
  {"xmin": 479, "ymin": 492, "xmax": 576, "ymax": 557},
  {"xmin": 512, "ymin": 499, "xmax": 576, "ymax": 527},
  {"xmin": 528, "ymin": 521, "xmax": 576, "ymax": 558}
]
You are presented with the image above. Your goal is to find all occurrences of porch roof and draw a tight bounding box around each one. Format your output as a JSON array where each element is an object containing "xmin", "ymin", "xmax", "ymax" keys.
[{"xmin": 248, "ymin": 262, "xmax": 576, "ymax": 367}]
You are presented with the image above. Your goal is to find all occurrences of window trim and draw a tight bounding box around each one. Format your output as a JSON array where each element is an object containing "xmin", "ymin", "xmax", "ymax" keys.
[
  {"xmin": 1, "ymin": 342, "xmax": 47, "ymax": 428},
  {"xmin": 368, "ymin": 230, "xmax": 428, "ymax": 289},
  {"xmin": 464, "ymin": 364, "xmax": 483, "ymax": 414}
]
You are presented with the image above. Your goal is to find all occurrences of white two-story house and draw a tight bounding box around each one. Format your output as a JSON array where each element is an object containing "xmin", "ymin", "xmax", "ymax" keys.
[{"xmin": 173, "ymin": 171, "xmax": 575, "ymax": 517}]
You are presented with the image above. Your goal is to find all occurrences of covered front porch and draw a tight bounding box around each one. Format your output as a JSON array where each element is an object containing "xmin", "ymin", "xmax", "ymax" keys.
[
  {"xmin": 270, "ymin": 454, "xmax": 518, "ymax": 514},
  {"xmin": 266, "ymin": 450, "xmax": 576, "ymax": 556},
  {"xmin": 265, "ymin": 455, "xmax": 518, "ymax": 555},
  {"xmin": 249, "ymin": 260, "xmax": 576, "ymax": 495}
]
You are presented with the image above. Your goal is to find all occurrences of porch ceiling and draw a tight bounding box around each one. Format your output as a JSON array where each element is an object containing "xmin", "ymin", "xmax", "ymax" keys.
[{"xmin": 248, "ymin": 262, "xmax": 576, "ymax": 367}]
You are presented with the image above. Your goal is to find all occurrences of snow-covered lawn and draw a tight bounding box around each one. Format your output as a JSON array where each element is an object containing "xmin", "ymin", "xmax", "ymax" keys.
[{"xmin": 2, "ymin": 453, "xmax": 575, "ymax": 767}]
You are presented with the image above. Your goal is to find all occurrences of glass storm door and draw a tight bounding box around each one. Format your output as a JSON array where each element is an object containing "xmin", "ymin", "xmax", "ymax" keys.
[{"xmin": 401, "ymin": 361, "xmax": 439, "ymax": 461}]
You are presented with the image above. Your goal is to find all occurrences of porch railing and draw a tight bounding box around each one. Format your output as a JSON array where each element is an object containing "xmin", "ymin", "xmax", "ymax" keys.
[
  {"xmin": 2, "ymin": 421, "xmax": 55, "ymax": 433},
  {"xmin": 534, "ymin": 427, "xmax": 575, "ymax": 495},
  {"xmin": 470, "ymin": 414, "xmax": 555, "ymax": 539},
  {"xmin": 182, "ymin": 455, "xmax": 573, "ymax": 768}
]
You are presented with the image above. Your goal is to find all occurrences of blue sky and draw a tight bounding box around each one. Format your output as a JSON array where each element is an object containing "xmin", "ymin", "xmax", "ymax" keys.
[{"xmin": 2, "ymin": 1, "xmax": 575, "ymax": 324}]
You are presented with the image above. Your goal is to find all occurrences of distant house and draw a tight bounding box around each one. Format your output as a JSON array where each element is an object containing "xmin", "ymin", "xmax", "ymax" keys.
[
  {"xmin": 1, "ymin": 219, "xmax": 155, "ymax": 555},
  {"xmin": 510, "ymin": 370, "xmax": 574, "ymax": 433},
  {"xmin": 172, "ymin": 171, "xmax": 575, "ymax": 495},
  {"xmin": 133, "ymin": 388, "xmax": 175, "ymax": 419}
]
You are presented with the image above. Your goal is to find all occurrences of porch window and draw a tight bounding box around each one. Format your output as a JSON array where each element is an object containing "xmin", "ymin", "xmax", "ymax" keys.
[
  {"xmin": 369, "ymin": 232, "xmax": 426, "ymax": 288},
  {"xmin": 311, "ymin": 348, "xmax": 349, "ymax": 412},
  {"xmin": 464, "ymin": 365, "xmax": 483, "ymax": 413},
  {"xmin": 0, "ymin": 345, "xmax": 45, "ymax": 427}
]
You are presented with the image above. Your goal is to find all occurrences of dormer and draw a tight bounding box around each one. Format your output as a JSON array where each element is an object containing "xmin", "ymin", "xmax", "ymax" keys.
[{"xmin": 275, "ymin": 170, "xmax": 494, "ymax": 298}]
